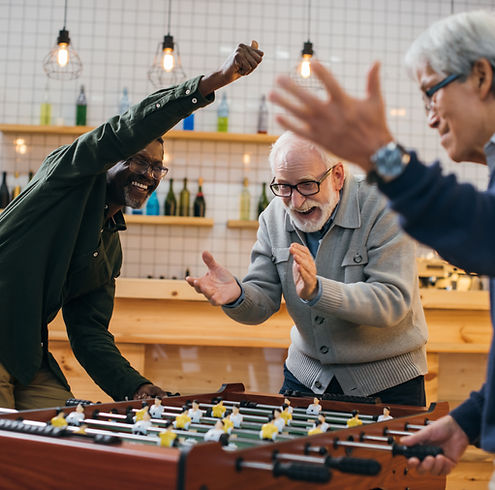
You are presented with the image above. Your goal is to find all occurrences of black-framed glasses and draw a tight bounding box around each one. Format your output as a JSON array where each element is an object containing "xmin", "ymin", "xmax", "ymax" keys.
[
  {"xmin": 422, "ymin": 73, "xmax": 461, "ymax": 113},
  {"xmin": 270, "ymin": 166, "xmax": 335, "ymax": 198},
  {"xmin": 127, "ymin": 155, "xmax": 169, "ymax": 180}
]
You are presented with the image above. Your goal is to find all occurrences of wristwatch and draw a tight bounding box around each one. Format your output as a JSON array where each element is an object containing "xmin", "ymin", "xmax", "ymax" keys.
[{"xmin": 368, "ymin": 141, "xmax": 411, "ymax": 183}]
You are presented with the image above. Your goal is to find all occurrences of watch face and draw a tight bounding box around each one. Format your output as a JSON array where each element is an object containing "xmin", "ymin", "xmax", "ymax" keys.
[{"xmin": 374, "ymin": 143, "xmax": 406, "ymax": 178}]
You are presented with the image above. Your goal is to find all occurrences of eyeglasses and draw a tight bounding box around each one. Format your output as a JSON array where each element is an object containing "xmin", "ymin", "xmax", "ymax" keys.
[
  {"xmin": 270, "ymin": 166, "xmax": 335, "ymax": 198},
  {"xmin": 422, "ymin": 73, "xmax": 461, "ymax": 114},
  {"xmin": 127, "ymin": 155, "xmax": 169, "ymax": 180}
]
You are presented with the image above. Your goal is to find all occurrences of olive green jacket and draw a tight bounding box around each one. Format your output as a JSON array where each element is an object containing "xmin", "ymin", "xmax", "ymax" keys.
[{"xmin": 0, "ymin": 76, "xmax": 212, "ymax": 401}]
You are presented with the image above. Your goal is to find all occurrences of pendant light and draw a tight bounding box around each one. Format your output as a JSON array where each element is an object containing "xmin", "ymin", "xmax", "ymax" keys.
[
  {"xmin": 148, "ymin": 0, "xmax": 186, "ymax": 88},
  {"xmin": 290, "ymin": 0, "xmax": 324, "ymax": 94},
  {"xmin": 42, "ymin": 0, "xmax": 82, "ymax": 80}
]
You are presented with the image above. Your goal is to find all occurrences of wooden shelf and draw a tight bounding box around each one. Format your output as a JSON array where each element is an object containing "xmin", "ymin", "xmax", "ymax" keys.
[
  {"xmin": 0, "ymin": 124, "xmax": 278, "ymax": 144},
  {"xmin": 226, "ymin": 219, "xmax": 259, "ymax": 229},
  {"xmin": 124, "ymin": 214, "xmax": 214, "ymax": 227}
]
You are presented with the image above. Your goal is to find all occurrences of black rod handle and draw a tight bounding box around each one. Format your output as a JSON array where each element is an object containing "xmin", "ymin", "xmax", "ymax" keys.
[
  {"xmin": 325, "ymin": 456, "xmax": 381, "ymax": 475},
  {"xmin": 273, "ymin": 461, "xmax": 331, "ymax": 483},
  {"xmin": 392, "ymin": 443, "xmax": 443, "ymax": 460}
]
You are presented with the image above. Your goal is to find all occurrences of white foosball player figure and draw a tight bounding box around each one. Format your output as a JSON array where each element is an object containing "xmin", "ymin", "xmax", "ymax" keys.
[
  {"xmin": 228, "ymin": 406, "xmax": 243, "ymax": 428},
  {"xmin": 66, "ymin": 403, "xmax": 85, "ymax": 426},
  {"xmin": 188, "ymin": 400, "xmax": 203, "ymax": 423},
  {"xmin": 149, "ymin": 397, "xmax": 165, "ymax": 419},
  {"xmin": 306, "ymin": 397, "xmax": 322, "ymax": 416},
  {"xmin": 133, "ymin": 410, "xmax": 152, "ymax": 435},
  {"xmin": 377, "ymin": 406, "xmax": 393, "ymax": 422},
  {"xmin": 204, "ymin": 420, "xmax": 225, "ymax": 442}
]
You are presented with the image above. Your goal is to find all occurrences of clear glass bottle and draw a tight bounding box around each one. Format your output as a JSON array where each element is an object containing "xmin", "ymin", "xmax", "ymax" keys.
[
  {"xmin": 11, "ymin": 171, "xmax": 21, "ymax": 201},
  {"xmin": 76, "ymin": 85, "xmax": 87, "ymax": 126},
  {"xmin": 217, "ymin": 93, "xmax": 229, "ymax": 132},
  {"xmin": 179, "ymin": 177, "xmax": 190, "ymax": 216},
  {"xmin": 119, "ymin": 87, "xmax": 130, "ymax": 114},
  {"xmin": 257, "ymin": 182, "xmax": 270, "ymax": 217},
  {"xmin": 257, "ymin": 95, "xmax": 268, "ymax": 134},
  {"xmin": 240, "ymin": 177, "xmax": 251, "ymax": 220},
  {"xmin": 193, "ymin": 177, "xmax": 206, "ymax": 217},
  {"xmin": 164, "ymin": 178, "xmax": 177, "ymax": 216},
  {"xmin": 146, "ymin": 190, "xmax": 160, "ymax": 215}
]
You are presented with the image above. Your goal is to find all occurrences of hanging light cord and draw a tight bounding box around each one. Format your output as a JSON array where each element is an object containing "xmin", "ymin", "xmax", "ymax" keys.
[
  {"xmin": 307, "ymin": 0, "xmax": 311, "ymax": 41},
  {"xmin": 450, "ymin": 0, "xmax": 454, "ymax": 14},
  {"xmin": 167, "ymin": 0, "xmax": 172, "ymax": 35},
  {"xmin": 63, "ymin": 0, "xmax": 68, "ymax": 29}
]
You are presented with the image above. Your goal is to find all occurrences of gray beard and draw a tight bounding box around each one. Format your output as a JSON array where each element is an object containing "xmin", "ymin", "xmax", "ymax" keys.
[
  {"xmin": 286, "ymin": 194, "xmax": 339, "ymax": 233},
  {"xmin": 123, "ymin": 185, "xmax": 145, "ymax": 209}
]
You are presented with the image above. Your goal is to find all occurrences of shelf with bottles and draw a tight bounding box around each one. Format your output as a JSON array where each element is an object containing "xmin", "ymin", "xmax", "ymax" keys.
[
  {"xmin": 0, "ymin": 124, "xmax": 278, "ymax": 144},
  {"xmin": 124, "ymin": 214, "xmax": 214, "ymax": 227}
]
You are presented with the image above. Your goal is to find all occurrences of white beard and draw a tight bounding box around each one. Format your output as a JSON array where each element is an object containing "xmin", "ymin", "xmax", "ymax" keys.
[{"xmin": 286, "ymin": 193, "xmax": 340, "ymax": 233}]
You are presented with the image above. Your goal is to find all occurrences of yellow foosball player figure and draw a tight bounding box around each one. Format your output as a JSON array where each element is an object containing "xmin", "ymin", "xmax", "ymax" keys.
[
  {"xmin": 280, "ymin": 402, "xmax": 293, "ymax": 426},
  {"xmin": 346, "ymin": 410, "xmax": 363, "ymax": 428},
  {"xmin": 260, "ymin": 416, "xmax": 279, "ymax": 441},
  {"xmin": 149, "ymin": 396, "xmax": 165, "ymax": 419},
  {"xmin": 50, "ymin": 409, "xmax": 68, "ymax": 427},
  {"xmin": 133, "ymin": 405, "xmax": 149, "ymax": 422},
  {"xmin": 66, "ymin": 403, "xmax": 85, "ymax": 426},
  {"xmin": 133, "ymin": 410, "xmax": 152, "ymax": 435},
  {"xmin": 377, "ymin": 406, "xmax": 393, "ymax": 422},
  {"xmin": 308, "ymin": 420, "xmax": 324, "ymax": 436},
  {"xmin": 173, "ymin": 408, "xmax": 192, "ymax": 430},
  {"xmin": 212, "ymin": 399, "xmax": 226, "ymax": 418},
  {"xmin": 309, "ymin": 414, "xmax": 329, "ymax": 434},
  {"xmin": 222, "ymin": 416, "xmax": 234, "ymax": 435},
  {"xmin": 74, "ymin": 423, "xmax": 88, "ymax": 435},
  {"xmin": 158, "ymin": 421, "xmax": 178, "ymax": 448}
]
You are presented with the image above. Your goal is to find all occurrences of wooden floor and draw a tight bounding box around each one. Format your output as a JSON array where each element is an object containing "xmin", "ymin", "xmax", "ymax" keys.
[{"xmin": 447, "ymin": 447, "xmax": 493, "ymax": 489}]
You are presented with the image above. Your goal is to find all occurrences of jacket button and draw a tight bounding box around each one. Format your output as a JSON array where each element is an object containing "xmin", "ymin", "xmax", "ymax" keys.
[
  {"xmin": 185, "ymin": 89, "xmax": 191, "ymax": 95},
  {"xmin": 155, "ymin": 103, "xmax": 161, "ymax": 108},
  {"xmin": 315, "ymin": 316, "xmax": 324, "ymax": 324},
  {"xmin": 93, "ymin": 251, "xmax": 99, "ymax": 257},
  {"xmin": 192, "ymin": 97, "xmax": 198, "ymax": 104},
  {"xmin": 320, "ymin": 345, "xmax": 329, "ymax": 354},
  {"xmin": 315, "ymin": 381, "xmax": 322, "ymax": 389},
  {"xmin": 353, "ymin": 253, "xmax": 362, "ymax": 263}
]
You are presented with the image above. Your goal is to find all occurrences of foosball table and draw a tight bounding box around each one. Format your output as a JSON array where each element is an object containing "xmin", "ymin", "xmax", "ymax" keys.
[{"xmin": 0, "ymin": 383, "xmax": 448, "ymax": 489}]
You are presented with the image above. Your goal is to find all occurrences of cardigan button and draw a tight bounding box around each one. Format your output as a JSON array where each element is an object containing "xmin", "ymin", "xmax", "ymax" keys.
[
  {"xmin": 353, "ymin": 253, "xmax": 362, "ymax": 263},
  {"xmin": 320, "ymin": 345, "xmax": 329, "ymax": 354},
  {"xmin": 93, "ymin": 251, "xmax": 99, "ymax": 257}
]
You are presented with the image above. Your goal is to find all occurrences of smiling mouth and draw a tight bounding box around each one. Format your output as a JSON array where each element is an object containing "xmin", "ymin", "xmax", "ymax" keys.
[
  {"xmin": 296, "ymin": 207, "xmax": 317, "ymax": 216},
  {"xmin": 131, "ymin": 180, "xmax": 152, "ymax": 193}
]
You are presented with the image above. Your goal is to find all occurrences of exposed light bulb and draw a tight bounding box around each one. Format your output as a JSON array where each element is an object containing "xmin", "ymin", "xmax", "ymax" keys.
[
  {"xmin": 300, "ymin": 54, "xmax": 312, "ymax": 79},
  {"xmin": 57, "ymin": 43, "xmax": 69, "ymax": 67},
  {"xmin": 162, "ymin": 48, "xmax": 175, "ymax": 71}
]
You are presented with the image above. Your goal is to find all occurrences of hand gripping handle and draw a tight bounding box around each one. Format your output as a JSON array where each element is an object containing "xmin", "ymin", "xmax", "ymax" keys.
[
  {"xmin": 272, "ymin": 461, "xmax": 331, "ymax": 483},
  {"xmin": 392, "ymin": 443, "xmax": 444, "ymax": 461}
]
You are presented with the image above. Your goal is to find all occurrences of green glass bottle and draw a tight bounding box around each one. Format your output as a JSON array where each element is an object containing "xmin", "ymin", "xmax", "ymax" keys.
[
  {"xmin": 179, "ymin": 177, "xmax": 190, "ymax": 216},
  {"xmin": 0, "ymin": 172, "xmax": 10, "ymax": 209},
  {"xmin": 217, "ymin": 93, "xmax": 229, "ymax": 132},
  {"xmin": 76, "ymin": 85, "xmax": 87, "ymax": 126},
  {"xmin": 164, "ymin": 178, "xmax": 177, "ymax": 216},
  {"xmin": 193, "ymin": 177, "xmax": 206, "ymax": 217},
  {"xmin": 257, "ymin": 182, "xmax": 270, "ymax": 217},
  {"xmin": 240, "ymin": 177, "xmax": 251, "ymax": 220}
]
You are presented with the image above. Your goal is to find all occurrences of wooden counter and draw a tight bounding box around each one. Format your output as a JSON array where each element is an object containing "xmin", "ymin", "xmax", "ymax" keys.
[{"xmin": 48, "ymin": 279, "xmax": 492, "ymax": 410}]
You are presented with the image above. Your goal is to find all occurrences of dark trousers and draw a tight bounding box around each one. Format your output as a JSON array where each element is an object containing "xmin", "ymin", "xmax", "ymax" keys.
[{"xmin": 280, "ymin": 364, "xmax": 426, "ymax": 407}]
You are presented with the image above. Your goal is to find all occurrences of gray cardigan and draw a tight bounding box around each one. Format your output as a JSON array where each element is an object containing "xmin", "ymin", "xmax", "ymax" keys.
[{"xmin": 223, "ymin": 174, "xmax": 428, "ymax": 396}]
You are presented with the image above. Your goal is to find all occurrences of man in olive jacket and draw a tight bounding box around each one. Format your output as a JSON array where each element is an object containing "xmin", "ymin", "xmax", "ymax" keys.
[{"xmin": 0, "ymin": 42, "xmax": 263, "ymax": 410}]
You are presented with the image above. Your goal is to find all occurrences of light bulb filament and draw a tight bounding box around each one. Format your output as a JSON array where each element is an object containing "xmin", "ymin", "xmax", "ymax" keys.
[
  {"xmin": 57, "ymin": 43, "xmax": 69, "ymax": 67},
  {"xmin": 300, "ymin": 54, "xmax": 312, "ymax": 79},
  {"xmin": 162, "ymin": 48, "xmax": 175, "ymax": 72}
]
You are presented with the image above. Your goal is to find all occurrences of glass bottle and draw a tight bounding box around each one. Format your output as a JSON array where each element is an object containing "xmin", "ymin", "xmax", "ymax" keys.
[
  {"xmin": 76, "ymin": 85, "xmax": 87, "ymax": 126},
  {"xmin": 183, "ymin": 113, "xmax": 195, "ymax": 131},
  {"xmin": 40, "ymin": 87, "xmax": 52, "ymax": 125},
  {"xmin": 179, "ymin": 177, "xmax": 190, "ymax": 216},
  {"xmin": 0, "ymin": 172, "xmax": 10, "ymax": 209},
  {"xmin": 217, "ymin": 93, "xmax": 229, "ymax": 132},
  {"xmin": 28, "ymin": 171, "xmax": 34, "ymax": 181},
  {"xmin": 11, "ymin": 171, "xmax": 21, "ymax": 201},
  {"xmin": 240, "ymin": 177, "xmax": 251, "ymax": 220},
  {"xmin": 119, "ymin": 87, "xmax": 130, "ymax": 114},
  {"xmin": 257, "ymin": 95, "xmax": 268, "ymax": 134},
  {"xmin": 257, "ymin": 182, "xmax": 270, "ymax": 217},
  {"xmin": 146, "ymin": 190, "xmax": 160, "ymax": 215},
  {"xmin": 193, "ymin": 177, "xmax": 206, "ymax": 217},
  {"xmin": 164, "ymin": 178, "xmax": 177, "ymax": 216}
]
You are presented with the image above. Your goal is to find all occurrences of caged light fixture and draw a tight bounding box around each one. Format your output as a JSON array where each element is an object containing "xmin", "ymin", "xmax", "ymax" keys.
[
  {"xmin": 148, "ymin": 0, "xmax": 187, "ymax": 88},
  {"xmin": 42, "ymin": 0, "xmax": 82, "ymax": 80}
]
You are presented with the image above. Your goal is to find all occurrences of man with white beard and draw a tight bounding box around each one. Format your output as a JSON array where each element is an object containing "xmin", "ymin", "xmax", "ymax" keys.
[{"xmin": 187, "ymin": 131, "xmax": 428, "ymax": 406}]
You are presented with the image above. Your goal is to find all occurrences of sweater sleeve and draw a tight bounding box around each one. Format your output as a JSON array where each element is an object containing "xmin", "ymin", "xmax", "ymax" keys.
[{"xmin": 378, "ymin": 153, "xmax": 495, "ymax": 276}]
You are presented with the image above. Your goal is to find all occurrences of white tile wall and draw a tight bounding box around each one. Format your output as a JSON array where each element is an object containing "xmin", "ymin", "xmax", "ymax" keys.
[{"xmin": 0, "ymin": 0, "xmax": 492, "ymax": 278}]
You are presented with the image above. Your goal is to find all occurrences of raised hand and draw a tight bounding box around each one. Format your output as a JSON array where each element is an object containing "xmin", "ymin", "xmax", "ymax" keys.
[
  {"xmin": 186, "ymin": 251, "xmax": 242, "ymax": 306},
  {"xmin": 133, "ymin": 383, "xmax": 169, "ymax": 400},
  {"xmin": 269, "ymin": 60, "xmax": 393, "ymax": 171},
  {"xmin": 199, "ymin": 41, "xmax": 263, "ymax": 96},
  {"xmin": 400, "ymin": 415, "xmax": 469, "ymax": 475},
  {"xmin": 290, "ymin": 243, "xmax": 318, "ymax": 301}
]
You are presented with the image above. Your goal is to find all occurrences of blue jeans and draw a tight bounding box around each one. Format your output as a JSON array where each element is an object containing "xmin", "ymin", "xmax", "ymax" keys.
[{"xmin": 280, "ymin": 364, "xmax": 426, "ymax": 407}]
